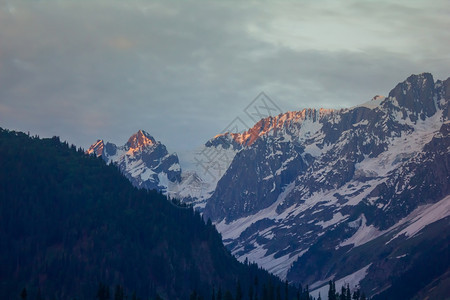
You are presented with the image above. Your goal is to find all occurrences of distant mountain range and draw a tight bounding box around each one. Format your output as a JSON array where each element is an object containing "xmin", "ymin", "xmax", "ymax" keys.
[{"xmin": 89, "ymin": 73, "xmax": 450, "ymax": 299}]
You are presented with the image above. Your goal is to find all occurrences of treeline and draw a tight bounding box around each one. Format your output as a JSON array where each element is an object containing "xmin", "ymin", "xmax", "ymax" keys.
[
  {"xmin": 326, "ymin": 280, "xmax": 367, "ymax": 300},
  {"xmin": 18, "ymin": 279, "xmax": 369, "ymax": 300}
]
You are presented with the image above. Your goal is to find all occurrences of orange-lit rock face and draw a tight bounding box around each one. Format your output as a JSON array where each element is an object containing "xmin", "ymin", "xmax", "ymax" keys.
[
  {"xmin": 86, "ymin": 139, "xmax": 104, "ymax": 157},
  {"xmin": 126, "ymin": 130, "xmax": 156, "ymax": 151},
  {"xmin": 215, "ymin": 108, "xmax": 336, "ymax": 147}
]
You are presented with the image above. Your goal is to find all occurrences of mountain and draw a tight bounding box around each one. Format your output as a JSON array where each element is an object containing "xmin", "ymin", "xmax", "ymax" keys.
[
  {"xmin": 88, "ymin": 130, "xmax": 243, "ymax": 209},
  {"xmin": 0, "ymin": 128, "xmax": 299, "ymax": 300},
  {"xmin": 87, "ymin": 130, "xmax": 182, "ymax": 193},
  {"xmin": 202, "ymin": 73, "xmax": 450, "ymax": 298},
  {"xmin": 85, "ymin": 73, "xmax": 449, "ymax": 299}
]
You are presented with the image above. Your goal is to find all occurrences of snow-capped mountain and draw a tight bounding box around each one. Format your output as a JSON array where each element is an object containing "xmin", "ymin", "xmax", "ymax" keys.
[
  {"xmin": 87, "ymin": 73, "xmax": 449, "ymax": 298},
  {"xmin": 87, "ymin": 129, "xmax": 242, "ymax": 208},
  {"xmin": 202, "ymin": 73, "xmax": 450, "ymax": 297},
  {"xmin": 87, "ymin": 130, "xmax": 181, "ymax": 192}
]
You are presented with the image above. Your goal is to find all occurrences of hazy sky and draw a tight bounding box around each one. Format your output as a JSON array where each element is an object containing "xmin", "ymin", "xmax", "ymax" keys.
[{"xmin": 1, "ymin": 0, "xmax": 449, "ymax": 152}]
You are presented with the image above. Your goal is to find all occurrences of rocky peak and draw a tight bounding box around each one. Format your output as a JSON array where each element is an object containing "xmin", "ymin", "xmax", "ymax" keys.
[
  {"xmin": 388, "ymin": 72, "xmax": 436, "ymax": 121},
  {"xmin": 87, "ymin": 130, "xmax": 181, "ymax": 192},
  {"xmin": 214, "ymin": 108, "xmax": 335, "ymax": 148},
  {"xmin": 435, "ymin": 77, "xmax": 450, "ymax": 121},
  {"xmin": 126, "ymin": 130, "xmax": 156, "ymax": 150},
  {"xmin": 206, "ymin": 133, "xmax": 243, "ymax": 150},
  {"xmin": 86, "ymin": 139, "xmax": 104, "ymax": 157}
]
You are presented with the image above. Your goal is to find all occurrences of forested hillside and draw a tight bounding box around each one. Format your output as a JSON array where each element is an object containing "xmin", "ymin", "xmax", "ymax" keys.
[{"xmin": 0, "ymin": 128, "xmax": 300, "ymax": 300}]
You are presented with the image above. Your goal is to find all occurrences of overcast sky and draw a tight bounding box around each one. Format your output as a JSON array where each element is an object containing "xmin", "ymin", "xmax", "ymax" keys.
[{"xmin": 1, "ymin": 0, "xmax": 449, "ymax": 152}]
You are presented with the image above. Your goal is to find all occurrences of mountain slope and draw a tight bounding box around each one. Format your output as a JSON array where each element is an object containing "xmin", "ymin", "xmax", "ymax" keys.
[
  {"xmin": 0, "ymin": 128, "xmax": 296, "ymax": 300},
  {"xmin": 203, "ymin": 73, "xmax": 450, "ymax": 298}
]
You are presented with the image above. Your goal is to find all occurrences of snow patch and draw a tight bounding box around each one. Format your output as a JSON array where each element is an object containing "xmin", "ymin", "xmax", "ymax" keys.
[
  {"xmin": 340, "ymin": 215, "xmax": 383, "ymax": 248},
  {"xmin": 388, "ymin": 195, "xmax": 450, "ymax": 242},
  {"xmin": 238, "ymin": 248, "xmax": 306, "ymax": 279},
  {"xmin": 316, "ymin": 212, "xmax": 347, "ymax": 229}
]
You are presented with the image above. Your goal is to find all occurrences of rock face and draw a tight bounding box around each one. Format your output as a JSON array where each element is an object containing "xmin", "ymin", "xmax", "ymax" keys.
[
  {"xmin": 388, "ymin": 73, "xmax": 437, "ymax": 121},
  {"xmin": 205, "ymin": 109, "xmax": 329, "ymax": 222},
  {"xmin": 87, "ymin": 130, "xmax": 181, "ymax": 192},
  {"xmin": 202, "ymin": 73, "xmax": 450, "ymax": 297}
]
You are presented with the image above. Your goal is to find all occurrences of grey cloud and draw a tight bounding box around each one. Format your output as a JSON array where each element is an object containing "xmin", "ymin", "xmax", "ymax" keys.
[{"xmin": 0, "ymin": 0, "xmax": 448, "ymax": 151}]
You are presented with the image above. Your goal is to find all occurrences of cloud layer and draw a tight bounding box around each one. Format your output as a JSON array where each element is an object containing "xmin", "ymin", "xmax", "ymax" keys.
[{"xmin": 1, "ymin": 0, "xmax": 449, "ymax": 151}]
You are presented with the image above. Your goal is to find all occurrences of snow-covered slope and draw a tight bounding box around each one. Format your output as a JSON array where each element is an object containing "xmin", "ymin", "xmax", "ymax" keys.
[{"xmin": 203, "ymin": 73, "xmax": 450, "ymax": 297}]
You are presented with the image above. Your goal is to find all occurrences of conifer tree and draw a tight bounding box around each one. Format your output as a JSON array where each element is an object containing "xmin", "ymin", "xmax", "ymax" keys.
[
  {"xmin": 131, "ymin": 291, "xmax": 138, "ymax": 300},
  {"xmin": 334, "ymin": 281, "xmax": 337, "ymax": 300},
  {"xmin": 340, "ymin": 286, "xmax": 346, "ymax": 300},
  {"xmin": 114, "ymin": 285, "xmax": 124, "ymax": 300},
  {"xmin": 97, "ymin": 283, "xmax": 110, "ymax": 300},
  {"xmin": 328, "ymin": 281, "xmax": 336, "ymax": 300},
  {"xmin": 36, "ymin": 288, "xmax": 43, "ymax": 300},
  {"xmin": 346, "ymin": 285, "xmax": 351, "ymax": 300},
  {"xmin": 236, "ymin": 280, "xmax": 243, "ymax": 300},
  {"xmin": 254, "ymin": 275, "xmax": 259, "ymax": 300},
  {"xmin": 352, "ymin": 289, "xmax": 360, "ymax": 300},
  {"xmin": 249, "ymin": 284, "xmax": 254, "ymax": 300},
  {"xmin": 262, "ymin": 284, "xmax": 268, "ymax": 300},
  {"xmin": 276, "ymin": 285, "xmax": 281, "ymax": 300},
  {"xmin": 307, "ymin": 284, "xmax": 312, "ymax": 300},
  {"xmin": 284, "ymin": 280, "xmax": 289, "ymax": 300},
  {"xmin": 224, "ymin": 290, "xmax": 233, "ymax": 300},
  {"xmin": 268, "ymin": 281, "xmax": 274, "ymax": 300},
  {"xmin": 20, "ymin": 288, "xmax": 27, "ymax": 300},
  {"xmin": 190, "ymin": 290, "xmax": 199, "ymax": 300},
  {"xmin": 217, "ymin": 287, "xmax": 223, "ymax": 300}
]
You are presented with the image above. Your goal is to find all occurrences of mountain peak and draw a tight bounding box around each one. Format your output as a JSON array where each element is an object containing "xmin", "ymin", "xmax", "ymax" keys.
[
  {"xmin": 215, "ymin": 108, "xmax": 335, "ymax": 147},
  {"xmin": 86, "ymin": 139, "xmax": 104, "ymax": 157},
  {"xmin": 126, "ymin": 130, "xmax": 156, "ymax": 150},
  {"xmin": 388, "ymin": 73, "xmax": 436, "ymax": 120},
  {"xmin": 408, "ymin": 72, "xmax": 433, "ymax": 82}
]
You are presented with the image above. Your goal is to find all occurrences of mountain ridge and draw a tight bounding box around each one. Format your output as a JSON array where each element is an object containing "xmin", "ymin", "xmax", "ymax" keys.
[{"xmin": 203, "ymin": 73, "xmax": 449, "ymax": 298}]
